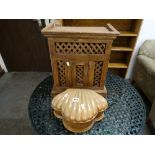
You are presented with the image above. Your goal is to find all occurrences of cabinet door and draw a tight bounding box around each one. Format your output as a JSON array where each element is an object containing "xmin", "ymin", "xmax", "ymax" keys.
[
  {"xmin": 64, "ymin": 60, "xmax": 104, "ymax": 88},
  {"xmin": 56, "ymin": 60, "xmax": 89, "ymax": 87},
  {"xmin": 57, "ymin": 60, "xmax": 104, "ymax": 88}
]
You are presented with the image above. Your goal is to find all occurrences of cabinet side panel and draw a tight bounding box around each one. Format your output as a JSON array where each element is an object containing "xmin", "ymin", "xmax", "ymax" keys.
[{"xmin": 48, "ymin": 38, "xmax": 59, "ymax": 86}]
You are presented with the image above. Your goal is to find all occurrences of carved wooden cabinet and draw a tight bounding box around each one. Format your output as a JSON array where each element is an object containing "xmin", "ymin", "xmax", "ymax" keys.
[{"xmin": 42, "ymin": 24, "xmax": 119, "ymax": 96}]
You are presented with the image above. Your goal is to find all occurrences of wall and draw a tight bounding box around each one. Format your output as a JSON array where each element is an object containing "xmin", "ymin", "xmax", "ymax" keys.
[{"xmin": 126, "ymin": 19, "xmax": 155, "ymax": 79}]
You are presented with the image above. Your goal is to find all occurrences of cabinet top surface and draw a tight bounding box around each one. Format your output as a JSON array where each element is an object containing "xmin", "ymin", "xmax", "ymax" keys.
[{"xmin": 42, "ymin": 23, "xmax": 120, "ymax": 37}]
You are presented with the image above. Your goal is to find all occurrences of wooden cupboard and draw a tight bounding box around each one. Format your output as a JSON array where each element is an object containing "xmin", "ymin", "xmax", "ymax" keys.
[{"xmin": 42, "ymin": 23, "xmax": 119, "ymax": 96}]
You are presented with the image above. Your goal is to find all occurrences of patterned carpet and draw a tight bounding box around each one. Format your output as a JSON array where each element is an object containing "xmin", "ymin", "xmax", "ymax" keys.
[{"xmin": 29, "ymin": 72, "xmax": 146, "ymax": 135}]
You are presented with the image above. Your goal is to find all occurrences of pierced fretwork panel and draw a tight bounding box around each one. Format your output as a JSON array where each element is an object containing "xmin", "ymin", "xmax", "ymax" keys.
[
  {"xmin": 76, "ymin": 65, "xmax": 84, "ymax": 86},
  {"xmin": 55, "ymin": 42, "xmax": 106, "ymax": 54},
  {"xmin": 93, "ymin": 61, "xmax": 103, "ymax": 86},
  {"xmin": 57, "ymin": 60, "xmax": 66, "ymax": 86}
]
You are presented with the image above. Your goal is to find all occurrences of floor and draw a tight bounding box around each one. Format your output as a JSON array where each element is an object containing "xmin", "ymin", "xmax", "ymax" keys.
[
  {"xmin": 0, "ymin": 72, "xmax": 50, "ymax": 134},
  {"xmin": 0, "ymin": 72, "xmax": 152, "ymax": 135}
]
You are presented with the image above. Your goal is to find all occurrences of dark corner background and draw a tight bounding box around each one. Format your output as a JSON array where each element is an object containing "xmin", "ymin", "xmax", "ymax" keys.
[{"xmin": 0, "ymin": 19, "xmax": 51, "ymax": 72}]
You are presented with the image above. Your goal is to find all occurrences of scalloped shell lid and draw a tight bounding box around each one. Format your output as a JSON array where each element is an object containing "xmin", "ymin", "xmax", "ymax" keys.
[{"xmin": 52, "ymin": 89, "xmax": 108, "ymax": 123}]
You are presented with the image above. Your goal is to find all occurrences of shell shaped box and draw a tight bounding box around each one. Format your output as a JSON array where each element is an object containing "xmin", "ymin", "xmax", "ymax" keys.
[{"xmin": 52, "ymin": 89, "xmax": 108, "ymax": 133}]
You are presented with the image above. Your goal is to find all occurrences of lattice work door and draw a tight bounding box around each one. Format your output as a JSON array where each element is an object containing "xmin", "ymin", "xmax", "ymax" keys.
[
  {"xmin": 56, "ymin": 59, "xmax": 104, "ymax": 88},
  {"xmin": 56, "ymin": 60, "xmax": 104, "ymax": 88}
]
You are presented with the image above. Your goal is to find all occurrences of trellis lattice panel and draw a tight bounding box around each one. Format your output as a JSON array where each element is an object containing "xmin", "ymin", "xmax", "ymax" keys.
[
  {"xmin": 93, "ymin": 61, "xmax": 104, "ymax": 87},
  {"xmin": 55, "ymin": 42, "xmax": 106, "ymax": 54},
  {"xmin": 76, "ymin": 65, "xmax": 84, "ymax": 86},
  {"xmin": 57, "ymin": 60, "xmax": 66, "ymax": 86}
]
